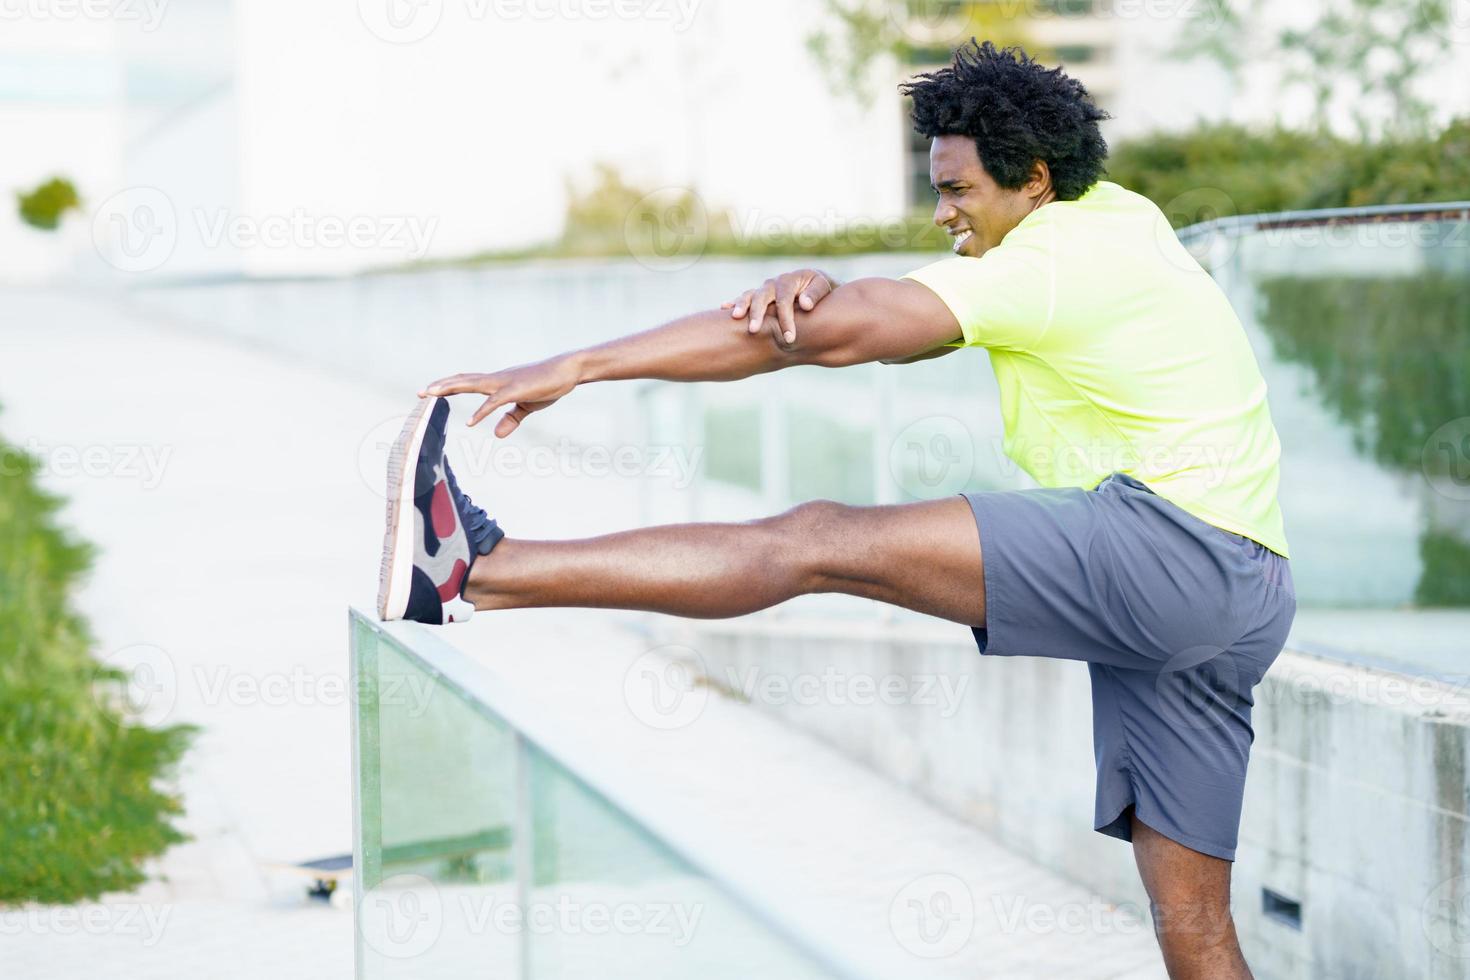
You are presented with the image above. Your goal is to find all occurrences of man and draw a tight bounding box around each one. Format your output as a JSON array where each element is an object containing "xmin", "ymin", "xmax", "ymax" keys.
[{"xmin": 377, "ymin": 41, "xmax": 1294, "ymax": 979}]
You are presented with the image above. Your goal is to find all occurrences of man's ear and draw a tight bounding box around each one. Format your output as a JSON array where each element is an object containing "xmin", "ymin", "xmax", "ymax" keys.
[{"xmin": 1026, "ymin": 160, "xmax": 1053, "ymax": 200}]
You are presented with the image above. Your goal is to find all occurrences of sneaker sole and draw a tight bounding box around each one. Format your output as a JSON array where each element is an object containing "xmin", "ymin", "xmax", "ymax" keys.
[{"xmin": 377, "ymin": 398, "xmax": 437, "ymax": 621}]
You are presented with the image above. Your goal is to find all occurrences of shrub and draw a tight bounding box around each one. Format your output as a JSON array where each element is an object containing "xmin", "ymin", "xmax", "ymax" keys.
[
  {"xmin": 16, "ymin": 177, "xmax": 81, "ymax": 232},
  {"xmin": 0, "ymin": 418, "xmax": 194, "ymax": 903}
]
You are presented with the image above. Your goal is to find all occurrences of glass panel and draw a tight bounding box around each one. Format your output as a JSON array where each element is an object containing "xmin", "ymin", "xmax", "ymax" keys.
[
  {"xmin": 702, "ymin": 405, "xmax": 762, "ymax": 492},
  {"xmin": 523, "ymin": 745, "xmax": 833, "ymax": 980},
  {"xmin": 355, "ymin": 630, "xmax": 519, "ymax": 979},
  {"xmin": 1221, "ymin": 223, "xmax": 1470, "ymax": 673}
]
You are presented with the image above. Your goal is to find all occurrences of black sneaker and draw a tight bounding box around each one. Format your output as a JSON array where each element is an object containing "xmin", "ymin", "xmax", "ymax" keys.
[{"xmin": 378, "ymin": 397, "xmax": 504, "ymax": 624}]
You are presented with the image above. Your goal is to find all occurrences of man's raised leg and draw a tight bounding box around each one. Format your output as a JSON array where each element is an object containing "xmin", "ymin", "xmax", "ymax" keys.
[{"xmin": 464, "ymin": 497, "xmax": 987, "ymax": 625}]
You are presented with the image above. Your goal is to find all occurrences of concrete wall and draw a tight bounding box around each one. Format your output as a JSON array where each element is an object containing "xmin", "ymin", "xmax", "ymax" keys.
[{"xmin": 660, "ymin": 615, "xmax": 1470, "ymax": 979}]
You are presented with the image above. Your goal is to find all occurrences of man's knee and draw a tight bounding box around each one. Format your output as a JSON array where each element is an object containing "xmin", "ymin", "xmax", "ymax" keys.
[
  {"xmin": 765, "ymin": 499, "xmax": 855, "ymax": 588},
  {"xmin": 773, "ymin": 499, "xmax": 851, "ymax": 536}
]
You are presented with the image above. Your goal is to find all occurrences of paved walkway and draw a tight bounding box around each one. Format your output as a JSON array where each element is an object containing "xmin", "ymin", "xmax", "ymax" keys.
[{"xmin": 0, "ymin": 287, "xmax": 1165, "ymax": 979}]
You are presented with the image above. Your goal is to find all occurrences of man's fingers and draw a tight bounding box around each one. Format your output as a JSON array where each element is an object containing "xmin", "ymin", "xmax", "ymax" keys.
[
  {"xmin": 494, "ymin": 405, "xmax": 531, "ymax": 439},
  {"xmin": 773, "ymin": 280, "xmax": 799, "ymax": 346},
  {"xmin": 747, "ymin": 288, "xmax": 776, "ymax": 337},
  {"xmin": 730, "ymin": 290, "xmax": 754, "ymax": 320},
  {"xmin": 468, "ymin": 393, "xmax": 514, "ymax": 427},
  {"xmin": 799, "ymin": 272, "xmax": 835, "ymax": 310},
  {"xmin": 420, "ymin": 373, "xmax": 494, "ymax": 397}
]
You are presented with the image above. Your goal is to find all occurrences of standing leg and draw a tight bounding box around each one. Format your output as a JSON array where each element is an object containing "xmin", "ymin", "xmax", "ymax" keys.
[
  {"xmin": 465, "ymin": 497, "xmax": 987, "ymax": 625},
  {"xmin": 1130, "ymin": 809, "xmax": 1253, "ymax": 980}
]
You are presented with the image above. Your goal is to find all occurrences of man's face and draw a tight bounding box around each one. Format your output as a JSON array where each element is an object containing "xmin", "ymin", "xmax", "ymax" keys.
[{"xmin": 929, "ymin": 135, "xmax": 1038, "ymax": 259}]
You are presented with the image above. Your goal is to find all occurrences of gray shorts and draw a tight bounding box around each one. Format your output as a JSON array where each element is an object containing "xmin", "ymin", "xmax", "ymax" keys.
[{"xmin": 961, "ymin": 471, "xmax": 1296, "ymax": 861}]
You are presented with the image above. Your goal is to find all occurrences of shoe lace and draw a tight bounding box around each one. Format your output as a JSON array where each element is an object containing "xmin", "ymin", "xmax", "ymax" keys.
[{"xmin": 445, "ymin": 463, "xmax": 493, "ymax": 540}]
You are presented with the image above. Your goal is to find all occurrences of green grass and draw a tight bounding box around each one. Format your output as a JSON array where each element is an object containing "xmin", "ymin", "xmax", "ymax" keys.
[{"xmin": 0, "ymin": 417, "xmax": 194, "ymax": 904}]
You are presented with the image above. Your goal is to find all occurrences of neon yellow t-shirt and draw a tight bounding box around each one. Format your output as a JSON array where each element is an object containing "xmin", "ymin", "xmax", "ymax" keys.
[{"xmin": 902, "ymin": 180, "xmax": 1289, "ymax": 557}]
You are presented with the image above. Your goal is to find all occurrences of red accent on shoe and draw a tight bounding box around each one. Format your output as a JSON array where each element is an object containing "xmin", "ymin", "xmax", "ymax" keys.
[
  {"xmin": 437, "ymin": 560, "xmax": 468, "ymax": 602},
  {"xmin": 431, "ymin": 480, "xmax": 456, "ymax": 539}
]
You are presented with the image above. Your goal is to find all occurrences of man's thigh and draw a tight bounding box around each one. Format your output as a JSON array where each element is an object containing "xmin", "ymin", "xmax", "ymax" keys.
[{"xmin": 795, "ymin": 495, "xmax": 986, "ymax": 627}]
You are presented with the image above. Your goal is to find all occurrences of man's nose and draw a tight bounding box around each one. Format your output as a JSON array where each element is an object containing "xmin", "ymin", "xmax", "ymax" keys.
[{"xmin": 933, "ymin": 202, "xmax": 956, "ymax": 227}]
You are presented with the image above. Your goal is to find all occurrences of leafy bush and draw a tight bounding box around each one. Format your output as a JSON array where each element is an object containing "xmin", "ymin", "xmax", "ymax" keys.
[
  {"xmin": 16, "ymin": 177, "xmax": 81, "ymax": 232},
  {"xmin": 1109, "ymin": 119, "xmax": 1470, "ymax": 225},
  {"xmin": 0, "ymin": 418, "xmax": 194, "ymax": 903}
]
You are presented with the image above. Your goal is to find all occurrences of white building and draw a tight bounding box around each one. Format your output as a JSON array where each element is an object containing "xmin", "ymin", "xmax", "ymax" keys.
[{"xmin": 1, "ymin": 0, "xmax": 1466, "ymax": 281}]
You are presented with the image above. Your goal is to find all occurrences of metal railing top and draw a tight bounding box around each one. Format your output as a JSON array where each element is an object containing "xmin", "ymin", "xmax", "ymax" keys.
[{"xmin": 1177, "ymin": 199, "xmax": 1470, "ymax": 243}]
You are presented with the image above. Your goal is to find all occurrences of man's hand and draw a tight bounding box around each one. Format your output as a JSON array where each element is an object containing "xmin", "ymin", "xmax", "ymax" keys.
[
  {"xmin": 722, "ymin": 268, "xmax": 837, "ymax": 348},
  {"xmin": 419, "ymin": 353, "xmax": 582, "ymax": 438}
]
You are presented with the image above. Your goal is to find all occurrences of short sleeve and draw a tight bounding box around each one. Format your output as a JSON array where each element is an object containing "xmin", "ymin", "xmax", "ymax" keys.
[{"xmin": 900, "ymin": 223, "xmax": 1055, "ymax": 352}]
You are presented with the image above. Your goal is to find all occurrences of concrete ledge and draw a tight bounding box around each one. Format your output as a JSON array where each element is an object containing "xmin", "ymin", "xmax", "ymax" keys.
[{"xmin": 662, "ymin": 615, "xmax": 1470, "ymax": 979}]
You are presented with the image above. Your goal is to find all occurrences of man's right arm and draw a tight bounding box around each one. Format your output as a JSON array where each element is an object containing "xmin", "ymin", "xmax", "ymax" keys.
[
  {"xmin": 421, "ymin": 277, "xmax": 962, "ymax": 436},
  {"xmin": 725, "ymin": 267, "xmax": 962, "ymax": 365}
]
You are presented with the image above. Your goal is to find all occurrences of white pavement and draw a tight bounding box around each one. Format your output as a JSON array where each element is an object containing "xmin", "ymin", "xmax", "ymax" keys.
[{"xmin": 0, "ymin": 288, "xmax": 1165, "ymax": 979}]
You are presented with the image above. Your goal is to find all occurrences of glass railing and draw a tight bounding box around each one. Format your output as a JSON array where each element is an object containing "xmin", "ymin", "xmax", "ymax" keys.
[{"xmin": 349, "ymin": 608, "xmax": 856, "ymax": 979}]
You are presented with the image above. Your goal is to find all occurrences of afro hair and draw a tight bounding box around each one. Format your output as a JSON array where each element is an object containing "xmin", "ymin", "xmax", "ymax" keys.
[{"xmin": 901, "ymin": 40, "xmax": 1110, "ymax": 201}]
